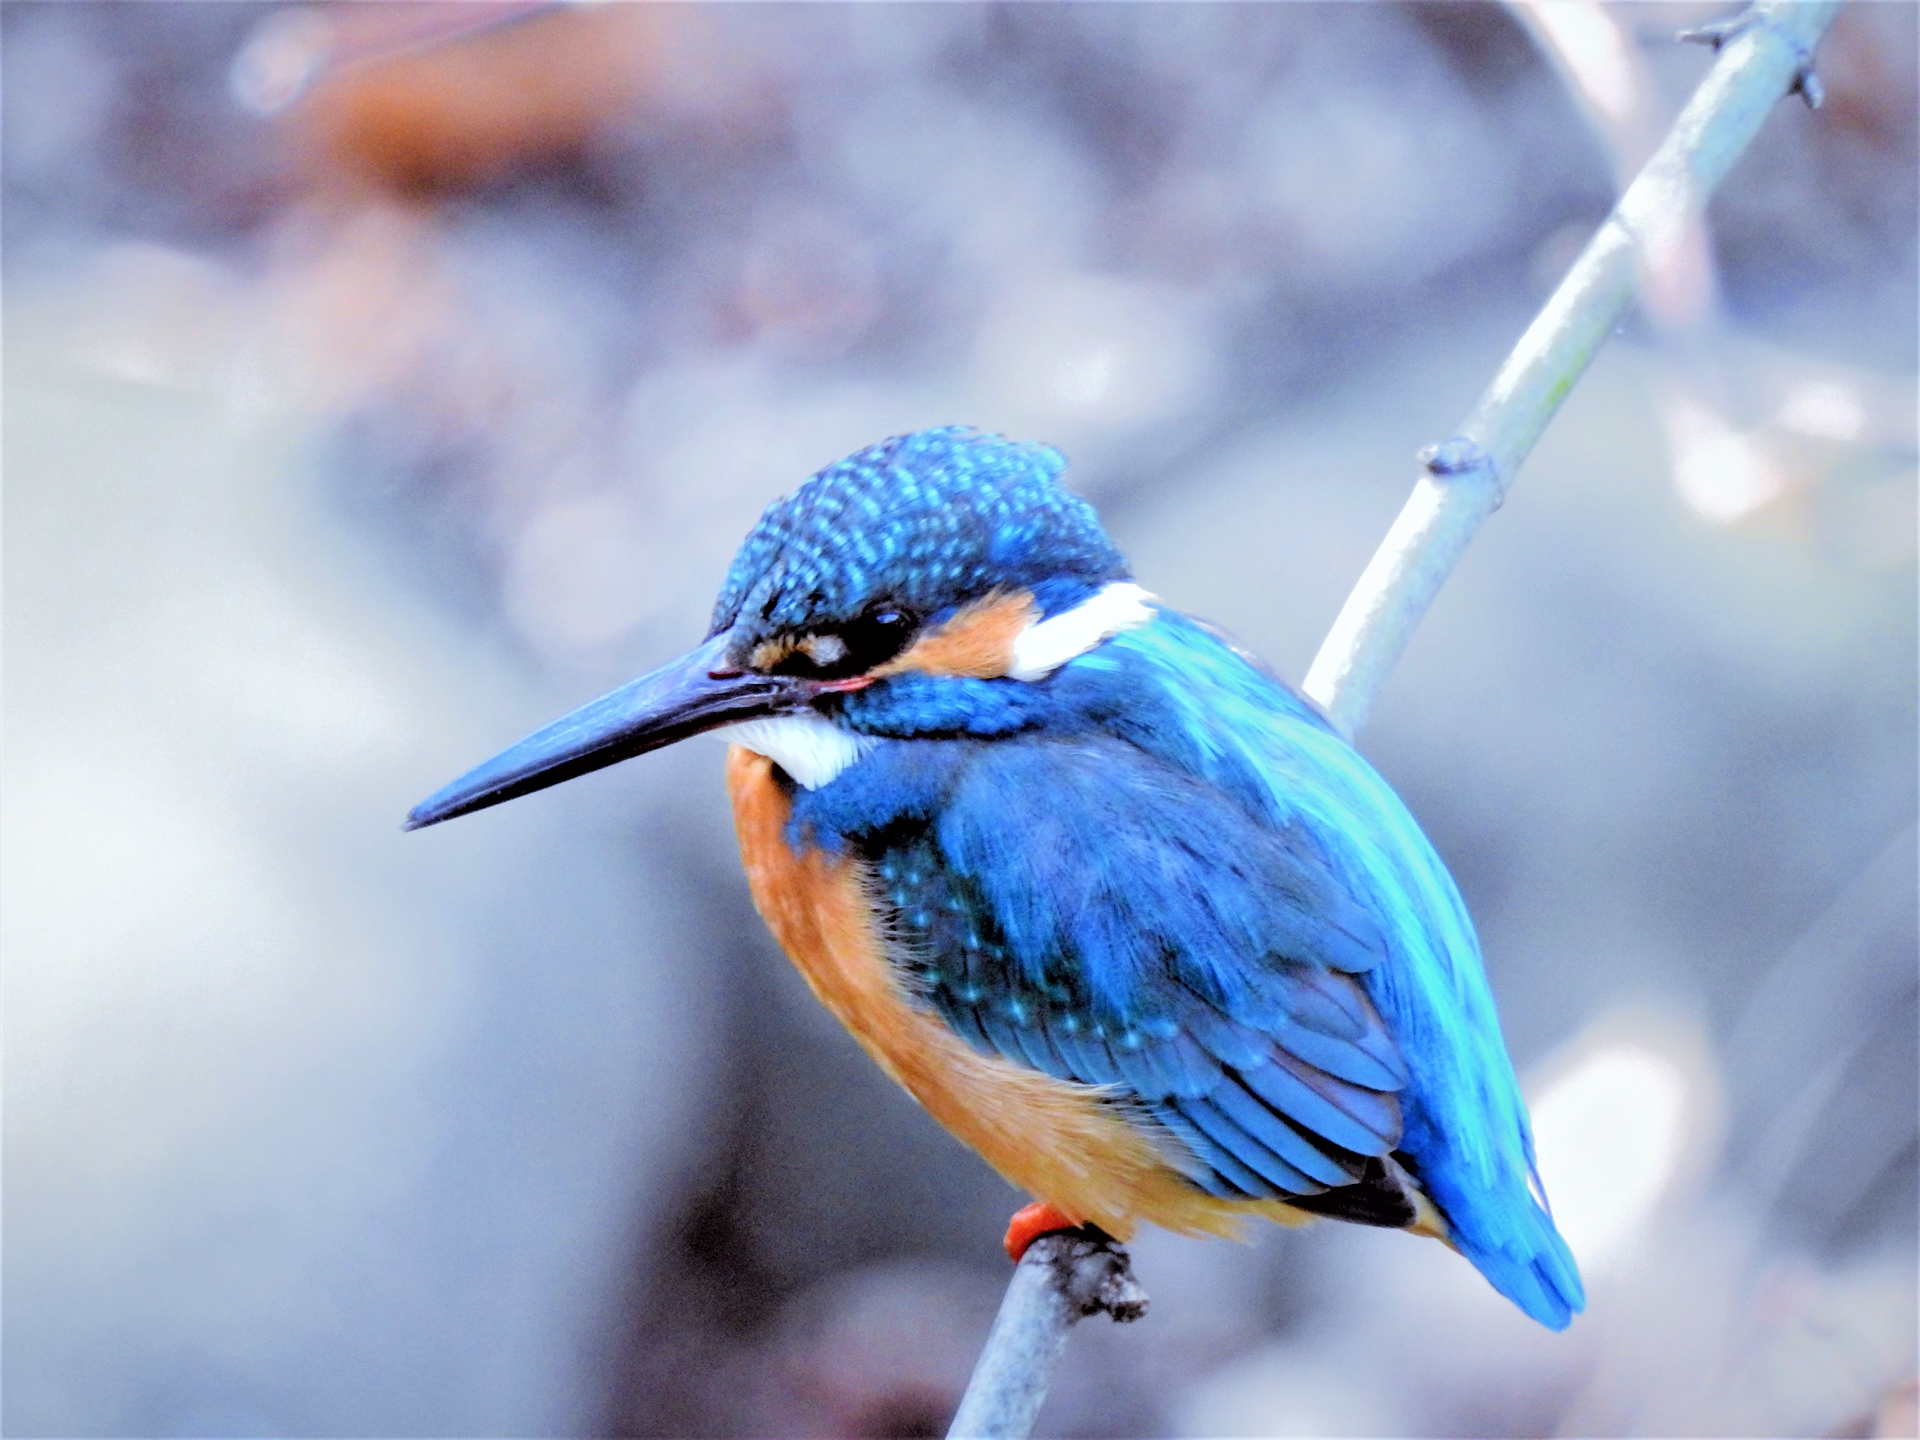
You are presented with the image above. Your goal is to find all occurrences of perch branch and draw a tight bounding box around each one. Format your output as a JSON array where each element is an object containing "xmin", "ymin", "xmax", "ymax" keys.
[
  {"xmin": 1301, "ymin": 0, "xmax": 1842, "ymax": 738},
  {"xmin": 947, "ymin": 1229, "xmax": 1148, "ymax": 1440},
  {"xmin": 947, "ymin": 4, "xmax": 1841, "ymax": 1436}
]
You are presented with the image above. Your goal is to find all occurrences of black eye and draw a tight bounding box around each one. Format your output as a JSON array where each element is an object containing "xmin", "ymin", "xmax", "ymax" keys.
[{"xmin": 767, "ymin": 604, "xmax": 918, "ymax": 680}]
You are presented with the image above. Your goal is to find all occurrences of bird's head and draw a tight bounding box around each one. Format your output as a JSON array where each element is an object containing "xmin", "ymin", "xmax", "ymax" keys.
[{"xmin": 406, "ymin": 427, "xmax": 1153, "ymax": 828}]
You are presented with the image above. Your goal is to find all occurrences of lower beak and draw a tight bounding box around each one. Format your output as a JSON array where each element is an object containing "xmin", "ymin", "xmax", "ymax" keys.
[{"xmin": 405, "ymin": 634, "xmax": 811, "ymax": 830}]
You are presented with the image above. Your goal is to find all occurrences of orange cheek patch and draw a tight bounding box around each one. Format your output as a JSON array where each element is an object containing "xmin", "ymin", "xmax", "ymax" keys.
[{"xmin": 873, "ymin": 590, "xmax": 1038, "ymax": 679}]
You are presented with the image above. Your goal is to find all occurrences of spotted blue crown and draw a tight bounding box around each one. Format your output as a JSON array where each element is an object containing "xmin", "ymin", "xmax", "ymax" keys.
[{"xmin": 710, "ymin": 427, "xmax": 1130, "ymax": 650}]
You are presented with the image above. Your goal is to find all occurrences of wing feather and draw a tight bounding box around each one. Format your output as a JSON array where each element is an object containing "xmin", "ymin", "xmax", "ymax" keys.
[
  {"xmin": 1153, "ymin": 1107, "xmax": 1268, "ymax": 1199},
  {"xmin": 1109, "ymin": 1032, "xmax": 1181, "ymax": 1101},
  {"xmin": 1275, "ymin": 1021, "xmax": 1409, "ymax": 1091},
  {"xmin": 1213, "ymin": 1078, "xmax": 1364, "ymax": 1186},
  {"xmin": 1185, "ymin": 1010, "xmax": 1273, "ymax": 1071},
  {"xmin": 1241, "ymin": 1054, "xmax": 1401, "ymax": 1155},
  {"xmin": 1047, "ymin": 1020, "xmax": 1119, "ymax": 1085},
  {"xmin": 1173, "ymin": 1097, "xmax": 1327, "ymax": 1195},
  {"xmin": 1012, "ymin": 1020, "xmax": 1071, "ymax": 1080},
  {"xmin": 1162, "ymin": 1030, "xmax": 1224, "ymax": 1099}
]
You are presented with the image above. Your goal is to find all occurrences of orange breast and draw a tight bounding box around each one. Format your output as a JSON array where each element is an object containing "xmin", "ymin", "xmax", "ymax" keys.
[{"xmin": 725, "ymin": 745, "xmax": 1304, "ymax": 1241}]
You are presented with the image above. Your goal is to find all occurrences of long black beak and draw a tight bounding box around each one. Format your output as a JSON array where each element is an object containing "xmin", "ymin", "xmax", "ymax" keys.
[{"xmin": 405, "ymin": 634, "xmax": 810, "ymax": 830}]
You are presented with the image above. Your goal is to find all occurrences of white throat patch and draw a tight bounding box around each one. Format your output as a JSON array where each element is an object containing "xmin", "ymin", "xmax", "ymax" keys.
[
  {"xmin": 1007, "ymin": 581, "xmax": 1157, "ymax": 681},
  {"xmin": 717, "ymin": 713, "xmax": 877, "ymax": 791}
]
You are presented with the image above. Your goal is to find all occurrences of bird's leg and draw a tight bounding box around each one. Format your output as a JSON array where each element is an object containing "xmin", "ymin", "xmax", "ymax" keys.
[{"xmin": 1003, "ymin": 1201, "xmax": 1085, "ymax": 1261}]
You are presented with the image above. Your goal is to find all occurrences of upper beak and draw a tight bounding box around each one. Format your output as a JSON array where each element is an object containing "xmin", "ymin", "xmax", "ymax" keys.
[{"xmin": 404, "ymin": 633, "xmax": 812, "ymax": 830}]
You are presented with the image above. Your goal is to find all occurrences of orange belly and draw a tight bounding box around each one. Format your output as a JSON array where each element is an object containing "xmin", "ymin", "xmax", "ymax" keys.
[{"xmin": 724, "ymin": 745, "xmax": 1306, "ymax": 1240}]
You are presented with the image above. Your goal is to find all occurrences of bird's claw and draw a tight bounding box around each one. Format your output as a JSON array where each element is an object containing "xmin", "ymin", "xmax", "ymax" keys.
[{"xmin": 1004, "ymin": 1201, "xmax": 1081, "ymax": 1261}]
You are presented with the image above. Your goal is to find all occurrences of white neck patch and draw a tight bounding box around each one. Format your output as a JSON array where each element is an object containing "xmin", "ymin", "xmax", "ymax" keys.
[
  {"xmin": 718, "ymin": 713, "xmax": 877, "ymax": 791},
  {"xmin": 1007, "ymin": 581, "xmax": 1157, "ymax": 681}
]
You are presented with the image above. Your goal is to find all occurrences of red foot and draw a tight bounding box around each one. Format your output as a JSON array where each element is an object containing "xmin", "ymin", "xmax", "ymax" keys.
[{"xmin": 1004, "ymin": 1202, "xmax": 1082, "ymax": 1262}]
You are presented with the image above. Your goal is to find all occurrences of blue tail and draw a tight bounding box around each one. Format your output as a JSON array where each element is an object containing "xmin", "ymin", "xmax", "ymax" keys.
[{"xmin": 1447, "ymin": 1181, "xmax": 1586, "ymax": 1329}]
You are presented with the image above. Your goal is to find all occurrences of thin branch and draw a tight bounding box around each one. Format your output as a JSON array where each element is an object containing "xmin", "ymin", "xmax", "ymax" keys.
[
  {"xmin": 946, "ymin": 5, "xmax": 1843, "ymax": 1436},
  {"xmin": 1301, "ymin": 0, "xmax": 1842, "ymax": 738},
  {"xmin": 946, "ymin": 1229, "xmax": 1148, "ymax": 1440}
]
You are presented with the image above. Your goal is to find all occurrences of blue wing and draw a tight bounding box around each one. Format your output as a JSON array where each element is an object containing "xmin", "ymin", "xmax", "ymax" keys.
[
  {"xmin": 1054, "ymin": 612, "xmax": 1585, "ymax": 1326},
  {"xmin": 792, "ymin": 720, "xmax": 1415, "ymax": 1202},
  {"xmin": 793, "ymin": 608, "xmax": 1585, "ymax": 1328},
  {"xmin": 873, "ymin": 734, "xmax": 1413, "ymax": 1207}
]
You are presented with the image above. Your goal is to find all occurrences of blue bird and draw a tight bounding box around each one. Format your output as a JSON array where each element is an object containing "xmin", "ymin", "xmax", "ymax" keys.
[{"xmin": 408, "ymin": 426, "xmax": 1584, "ymax": 1329}]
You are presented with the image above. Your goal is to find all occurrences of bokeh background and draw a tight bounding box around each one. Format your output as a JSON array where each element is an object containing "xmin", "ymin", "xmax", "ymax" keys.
[{"xmin": 5, "ymin": 3, "xmax": 1916, "ymax": 1436}]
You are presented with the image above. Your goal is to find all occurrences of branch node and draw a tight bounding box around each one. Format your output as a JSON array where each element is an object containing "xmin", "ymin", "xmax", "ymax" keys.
[
  {"xmin": 1676, "ymin": 12, "xmax": 1753, "ymax": 49},
  {"xmin": 1416, "ymin": 436, "xmax": 1498, "ymax": 490},
  {"xmin": 1679, "ymin": 7, "xmax": 1824, "ymax": 109}
]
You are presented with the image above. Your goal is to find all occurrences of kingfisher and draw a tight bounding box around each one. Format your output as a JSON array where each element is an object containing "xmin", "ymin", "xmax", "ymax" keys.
[{"xmin": 407, "ymin": 426, "xmax": 1584, "ymax": 1329}]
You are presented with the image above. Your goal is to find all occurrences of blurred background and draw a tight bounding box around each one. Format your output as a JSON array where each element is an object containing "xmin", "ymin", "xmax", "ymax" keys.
[{"xmin": 4, "ymin": 3, "xmax": 1915, "ymax": 1436}]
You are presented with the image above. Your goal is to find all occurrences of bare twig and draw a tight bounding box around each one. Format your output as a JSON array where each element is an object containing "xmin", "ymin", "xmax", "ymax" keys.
[
  {"xmin": 947, "ymin": 5, "xmax": 1842, "ymax": 1436},
  {"xmin": 1301, "ymin": 0, "xmax": 1842, "ymax": 738},
  {"xmin": 946, "ymin": 1229, "xmax": 1147, "ymax": 1440}
]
